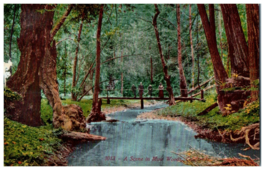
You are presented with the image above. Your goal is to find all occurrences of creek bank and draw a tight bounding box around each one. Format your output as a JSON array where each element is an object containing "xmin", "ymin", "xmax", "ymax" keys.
[
  {"xmin": 137, "ymin": 110, "xmax": 249, "ymax": 145},
  {"xmin": 46, "ymin": 100, "xmax": 162, "ymax": 166}
]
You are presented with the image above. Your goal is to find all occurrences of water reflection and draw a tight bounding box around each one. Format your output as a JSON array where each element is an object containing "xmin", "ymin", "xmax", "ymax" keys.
[{"xmin": 67, "ymin": 104, "xmax": 260, "ymax": 166}]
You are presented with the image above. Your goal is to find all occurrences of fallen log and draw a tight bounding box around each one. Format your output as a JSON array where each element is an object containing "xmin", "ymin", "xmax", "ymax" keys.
[
  {"xmin": 191, "ymin": 84, "xmax": 216, "ymax": 98},
  {"xmin": 188, "ymin": 76, "xmax": 214, "ymax": 95},
  {"xmin": 197, "ymin": 102, "xmax": 218, "ymax": 116},
  {"xmin": 61, "ymin": 131, "xmax": 106, "ymax": 141}
]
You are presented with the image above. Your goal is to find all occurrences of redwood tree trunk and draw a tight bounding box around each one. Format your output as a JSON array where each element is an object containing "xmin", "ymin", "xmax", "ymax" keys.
[
  {"xmin": 198, "ymin": 4, "xmax": 230, "ymax": 113},
  {"xmin": 72, "ymin": 13, "xmax": 84, "ymax": 101},
  {"xmin": 198, "ymin": 4, "xmax": 228, "ymax": 85},
  {"xmin": 86, "ymin": 5, "xmax": 105, "ymax": 123},
  {"xmin": 153, "ymin": 4, "xmax": 175, "ymax": 105},
  {"xmin": 177, "ymin": 4, "xmax": 188, "ymax": 97},
  {"xmin": 246, "ymin": 4, "xmax": 259, "ymax": 101},
  {"xmin": 221, "ymin": 4, "xmax": 249, "ymax": 77},
  {"xmin": 189, "ymin": 4, "xmax": 194, "ymax": 89},
  {"xmin": 6, "ymin": 5, "xmax": 86, "ymax": 131}
]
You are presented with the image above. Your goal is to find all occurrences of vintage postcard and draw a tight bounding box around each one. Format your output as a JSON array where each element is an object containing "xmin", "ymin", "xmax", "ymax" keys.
[{"xmin": 3, "ymin": 3, "xmax": 260, "ymax": 166}]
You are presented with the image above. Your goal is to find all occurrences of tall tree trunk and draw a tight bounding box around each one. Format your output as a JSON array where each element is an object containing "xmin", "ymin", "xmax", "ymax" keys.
[
  {"xmin": 64, "ymin": 42, "xmax": 67, "ymax": 97},
  {"xmin": 121, "ymin": 50, "xmax": 123, "ymax": 95},
  {"xmin": 196, "ymin": 14, "xmax": 200, "ymax": 87},
  {"xmin": 177, "ymin": 4, "xmax": 188, "ymax": 97},
  {"xmin": 198, "ymin": 4, "xmax": 228, "ymax": 85},
  {"xmin": 246, "ymin": 4, "xmax": 259, "ymax": 101},
  {"xmin": 153, "ymin": 4, "xmax": 175, "ymax": 105},
  {"xmin": 221, "ymin": 4, "xmax": 249, "ymax": 77},
  {"xmin": 8, "ymin": 4, "xmax": 17, "ymax": 75},
  {"xmin": 189, "ymin": 4, "xmax": 194, "ymax": 89},
  {"xmin": 86, "ymin": 5, "xmax": 105, "ymax": 123},
  {"xmin": 198, "ymin": 4, "xmax": 233, "ymax": 114},
  {"xmin": 72, "ymin": 13, "xmax": 84, "ymax": 101},
  {"xmin": 150, "ymin": 57, "xmax": 153, "ymax": 83},
  {"xmin": 6, "ymin": 5, "xmax": 86, "ymax": 131}
]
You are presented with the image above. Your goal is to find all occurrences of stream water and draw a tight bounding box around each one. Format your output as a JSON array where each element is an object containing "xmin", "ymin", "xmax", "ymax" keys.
[{"xmin": 67, "ymin": 104, "xmax": 260, "ymax": 166}]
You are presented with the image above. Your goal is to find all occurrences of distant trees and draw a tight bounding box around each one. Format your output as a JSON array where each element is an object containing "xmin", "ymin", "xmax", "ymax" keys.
[
  {"xmin": 72, "ymin": 12, "xmax": 85, "ymax": 101},
  {"xmin": 8, "ymin": 4, "xmax": 17, "ymax": 75},
  {"xmin": 189, "ymin": 4, "xmax": 195, "ymax": 89},
  {"xmin": 176, "ymin": 4, "xmax": 188, "ymax": 97}
]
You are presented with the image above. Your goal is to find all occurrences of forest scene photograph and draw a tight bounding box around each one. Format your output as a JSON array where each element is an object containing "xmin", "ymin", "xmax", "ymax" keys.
[{"xmin": 2, "ymin": 1, "xmax": 262, "ymax": 167}]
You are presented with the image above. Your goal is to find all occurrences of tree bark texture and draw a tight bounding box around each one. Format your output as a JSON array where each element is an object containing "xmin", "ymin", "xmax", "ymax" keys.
[
  {"xmin": 221, "ymin": 4, "xmax": 249, "ymax": 77},
  {"xmin": 189, "ymin": 4, "xmax": 195, "ymax": 89},
  {"xmin": 153, "ymin": 4, "xmax": 175, "ymax": 105},
  {"xmin": 72, "ymin": 13, "xmax": 84, "ymax": 101},
  {"xmin": 176, "ymin": 4, "xmax": 188, "ymax": 97},
  {"xmin": 6, "ymin": 5, "xmax": 86, "ymax": 130},
  {"xmin": 198, "ymin": 4, "xmax": 228, "ymax": 85},
  {"xmin": 246, "ymin": 4, "xmax": 259, "ymax": 101},
  {"xmin": 197, "ymin": 4, "xmax": 249, "ymax": 115},
  {"xmin": 86, "ymin": 5, "xmax": 106, "ymax": 123}
]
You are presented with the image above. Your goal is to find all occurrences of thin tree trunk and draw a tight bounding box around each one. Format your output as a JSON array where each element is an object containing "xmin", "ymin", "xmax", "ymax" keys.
[
  {"xmin": 189, "ymin": 4, "xmax": 194, "ymax": 89},
  {"xmin": 121, "ymin": 50, "xmax": 123, "ymax": 95},
  {"xmin": 8, "ymin": 4, "xmax": 17, "ymax": 75},
  {"xmin": 221, "ymin": 4, "xmax": 249, "ymax": 77},
  {"xmin": 6, "ymin": 5, "xmax": 86, "ymax": 131},
  {"xmin": 86, "ymin": 5, "xmax": 105, "ymax": 123},
  {"xmin": 50, "ymin": 4, "xmax": 74, "ymax": 41},
  {"xmin": 72, "ymin": 13, "xmax": 84, "ymax": 101},
  {"xmin": 152, "ymin": 4, "xmax": 175, "ymax": 105},
  {"xmin": 64, "ymin": 42, "xmax": 67, "ymax": 97},
  {"xmin": 196, "ymin": 14, "xmax": 200, "ymax": 87},
  {"xmin": 150, "ymin": 57, "xmax": 153, "ymax": 83},
  {"xmin": 177, "ymin": 4, "xmax": 188, "ymax": 97},
  {"xmin": 246, "ymin": 4, "xmax": 259, "ymax": 101},
  {"xmin": 79, "ymin": 61, "xmax": 95, "ymax": 88}
]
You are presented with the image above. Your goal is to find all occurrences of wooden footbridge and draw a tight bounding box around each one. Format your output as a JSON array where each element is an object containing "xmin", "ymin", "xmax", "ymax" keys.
[{"xmin": 99, "ymin": 89, "xmax": 205, "ymax": 109}]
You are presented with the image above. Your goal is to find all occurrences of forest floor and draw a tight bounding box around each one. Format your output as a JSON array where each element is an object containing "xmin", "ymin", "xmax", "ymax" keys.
[
  {"xmin": 137, "ymin": 91, "xmax": 260, "ymax": 166},
  {"xmin": 4, "ymin": 97, "xmax": 160, "ymax": 166}
]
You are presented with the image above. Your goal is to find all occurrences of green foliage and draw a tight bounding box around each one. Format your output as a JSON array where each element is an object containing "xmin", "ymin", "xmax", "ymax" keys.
[
  {"xmin": 4, "ymin": 87, "xmax": 21, "ymax": 105},
  {"xmin": 156, "ymin": 90, "xmax": 259, "ymax": 131},
  {"xmin": 4, "ymin": 117, "xmax": 61, "ymax": 166}
]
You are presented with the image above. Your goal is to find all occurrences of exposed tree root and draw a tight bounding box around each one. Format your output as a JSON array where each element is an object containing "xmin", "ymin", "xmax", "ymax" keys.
[{"xmin": 230, "ymin": 123, "xmax": 259, "ymax": 150}]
